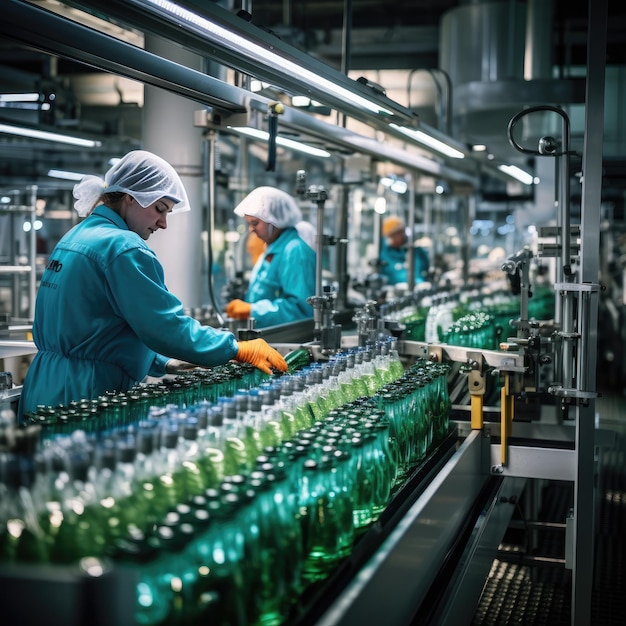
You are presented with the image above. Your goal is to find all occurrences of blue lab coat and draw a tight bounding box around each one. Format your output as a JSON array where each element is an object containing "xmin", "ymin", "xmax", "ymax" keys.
[
  {"xmin": 379, "ymin": 241, "xmax": 429, "ymax": 286},
  {"xmin": 245, "ymin": 227, "xmax": 316, "ymax": 328},
  {"xmin": 18, "ymin": 205, "xmax": 238, "ymax": 419}
]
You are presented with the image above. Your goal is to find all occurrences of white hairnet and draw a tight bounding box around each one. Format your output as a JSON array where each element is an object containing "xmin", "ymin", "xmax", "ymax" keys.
[
  {"xmin": 234, "ymin": 186, "xmax": 302, "ymax": 228},
  {"xmin": 295, "ymin": 220, "xmax": 317, "ymax": 250},
  {"xmin": 73, "ymin": 150, "xmax": 190, "ymax": 217}
]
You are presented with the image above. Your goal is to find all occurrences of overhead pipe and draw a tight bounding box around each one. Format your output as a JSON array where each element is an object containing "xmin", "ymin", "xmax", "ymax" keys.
[
  {"xmin": 64, "ymin": 0, "xmax": 418, "ymax": 127},
  {"xmin": 1, "ymin": 0, "xmax": 249, "ymax": 114},
  {"xmin": 2, "ymin": 0, "xmax": 504, "ymax": 191}
]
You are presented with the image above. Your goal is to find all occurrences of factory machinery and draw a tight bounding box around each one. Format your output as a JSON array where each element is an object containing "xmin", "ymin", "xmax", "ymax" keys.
[
  {"xmin": 0, "ymin": 110, "xmax": 608, "ymax": 626},
  {"xmin": 0, "ymin": 2, "xmax": 610, "ymax": 625},
  {"xmin": 0, "ymin": 160, "xmax": 607, "ymax": 626}
]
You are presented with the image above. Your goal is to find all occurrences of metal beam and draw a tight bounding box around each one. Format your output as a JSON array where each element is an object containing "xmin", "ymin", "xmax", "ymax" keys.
[
  {"xmin": 489, "ymin": 444, "xmax": 577, "ymax": 481},
  {"xmin": 62, "ymin": 0, "xmax": 418, "ymax": 128},
  {"xmin": 571, "ymin": 0, "xmax": 608, "ymax": 624},
  {"xmin": 3, "ymin": 0, "xmax": 249, "ymax": 113}
]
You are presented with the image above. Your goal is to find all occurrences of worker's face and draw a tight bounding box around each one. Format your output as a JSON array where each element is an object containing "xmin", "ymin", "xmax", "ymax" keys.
[
  {"xmin": 387, "ymin": 229, "xmax": 407, "ymax": 249},
  {"xmin": 245, "ymin": 215, "xmax": 279, "ymax": 244},
  {"xmin": 124, "ymin": 195, "xmax": 175, "ymax": 240}
]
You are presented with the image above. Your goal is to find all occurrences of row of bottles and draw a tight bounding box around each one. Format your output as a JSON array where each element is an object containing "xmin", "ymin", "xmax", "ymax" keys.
[
  {"xmin": 0, "ymin": 342, "xmax": 451, "ymax": 625},
  {"xmin": 381, "ymin": 285, "xmax": 555, "ymax": 348},
  {"xmin": 441, "ymin": 311, "xmax": 497, "ymax": 349},
  {"xmin": 21, "ymin": 360, "xmax": 272, "ymax": 438}
]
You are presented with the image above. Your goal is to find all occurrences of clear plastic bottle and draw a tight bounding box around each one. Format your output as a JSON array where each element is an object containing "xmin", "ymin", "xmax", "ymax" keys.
[
  {"xmin": 48, "ymin": 443, "xmax": 107, "ymax": 563},
  {"xmin": 220, "ymin": 397, "xmax": 248, "ymax": 477},
  {"xmin": 0, "ymin": 453, "xmax": 49, "ymax": 564},
  {"xmin": 195, "ymin": 403, "xmax": 225, "ymax": 488},
  {"xmin": 149, "ymin": 420, "xmax": 185, "ymax": 517}
]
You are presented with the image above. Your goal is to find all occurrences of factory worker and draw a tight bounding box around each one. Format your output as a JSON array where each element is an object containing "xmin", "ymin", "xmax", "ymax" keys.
[
  {"xmin": 379, "ymin": 215, "xmax": 429, "ymax": 286},
  {"xmin": 18, "ymin": 150, "xmax": 286, "ymax": 421},
  {"xmin": 226, "ymin": 186, "xmax": 316, "ymax": 328},
  {"xmin": 246, "ymin": 217, "xmax": 317, "ymax": 264}
]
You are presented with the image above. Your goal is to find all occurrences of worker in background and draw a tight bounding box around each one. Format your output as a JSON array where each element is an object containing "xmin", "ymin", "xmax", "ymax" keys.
[
  {"xmin": 379, "ymin": 215, "xmax": 430, "ymax": 286},
  {"xmin": 245, "ymin": 217, "xmax": 317, "ymax": 264},
  {"xmin": 18, "ymin": 150, "xmax": 287, "ymax": 421},
  {"xmin": 226, "ymin": 186, "xmax": 316, "ymax": 328}
]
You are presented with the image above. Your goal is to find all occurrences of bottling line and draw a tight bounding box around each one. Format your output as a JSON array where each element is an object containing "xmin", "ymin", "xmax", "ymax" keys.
[{"xmin": 0, "ymin": 1, "xmax": 619, "ymax": 625}]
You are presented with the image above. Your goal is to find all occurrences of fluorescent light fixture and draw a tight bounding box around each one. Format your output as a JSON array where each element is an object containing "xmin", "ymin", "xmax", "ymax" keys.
[
  {"xmin": 250, "ymin": 80, "xmax": 271, "ymax": 92},
  {"xmin": 390, "ymin": 180, "xmax": 408, "ymax": 194},
  {"xmin": 23, "ymin": 220, "xmax": 43, "ymax": 232},
  {"xmin": 374, "ymin": 197, "xmax": 387, "ymax": 214},
  {"xmin": 498, "ymin": 164, "xmax": 534, "ymax": 185},
  {"xmin": 380, "ymin": 175, "xmax": 407, "ymax": 194},
  {"xmin": 229, "ymin": 126, "xmax": 331, "ymax": 158},
  {"xmin": 0, "ymin": 124, "xmax": 102, "ymax": 147},
  {"xmin": 0, "ymin": 93, "xmax": 49, "ymax": 111},
  {"xmin": 292, "ymin": 96, "xmax": 312, "ymax": 107},
  {"xmin": 0, "ymin": 102, "xmax": 50, "ymax": 111},
  {"xmin": 389, "ymin": 123, "xmax": 465, "ymax": 159},
  {"xmin": 48, "ymin": 169, "xmax": 89, "ymax": 181},
  {"xmin": 291, "ymin": 96, "xmax": 325, "ymax": 108},
  {"xmin": 143, "ymin": 0, "xmax": 395, "ymax": 117},
  {"xmin": 0, "ymin": 93, "xmax": 39, "ymax": 102}
]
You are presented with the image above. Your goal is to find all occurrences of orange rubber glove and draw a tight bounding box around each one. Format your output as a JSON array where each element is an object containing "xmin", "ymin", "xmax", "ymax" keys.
[
  {"xmin": 235, "ymin": 338, "xmax": 288, "ymax": 375},
  {"xmin": 226, "ymin": 299, "xmax": 252, "ymax": 320}
]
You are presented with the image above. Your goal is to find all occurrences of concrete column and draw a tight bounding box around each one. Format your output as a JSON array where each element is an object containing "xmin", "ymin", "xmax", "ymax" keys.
[{"xmin": 143, "ymin": 34, "xmax": 204, "ymax": 307}]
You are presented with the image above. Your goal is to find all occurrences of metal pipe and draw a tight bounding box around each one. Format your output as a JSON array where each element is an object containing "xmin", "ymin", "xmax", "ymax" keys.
[
  {"xmin": 315, "ymin": 196, "xmax": 325, "ymax": 299},
  {"xmin": 27, "ymin": 185, "xmax": 37, "ymax": 321},
  {"xmin": 337, "ymin": 0, "xmax": 352, "ymax": 129},
  {"xmin": 407, "ymin": 174, "xmax": 416, "ymax": 290},
  {"xmin": 335, "ymin": 185, "xmax": 350, "ymax": 311},
  {"xmin": 204, "ymin": 129, "xmax": 225, "ymax": 327}
]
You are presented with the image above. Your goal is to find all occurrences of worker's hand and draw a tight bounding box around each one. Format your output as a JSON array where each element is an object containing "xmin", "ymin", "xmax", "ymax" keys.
[
  {"xmin": 235, "ymin": 338, "xmax": 288, "ymax": 375},
  {"xmin": 226, "ymin": 299, "xmax": 252, "ymax": 320},
  {"xmin": 165, "ymin": 359, "xmax": 206, "ymax": 374}
]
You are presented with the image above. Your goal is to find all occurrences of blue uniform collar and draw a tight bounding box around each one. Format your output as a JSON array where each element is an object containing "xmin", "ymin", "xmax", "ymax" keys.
[
  {"xmin": 265, "ymin": 226, "xmax": 298, "ymax": 254},
  {"xmin": 92, "ymin": 204, "xmax": 130, "ymax": 231}
]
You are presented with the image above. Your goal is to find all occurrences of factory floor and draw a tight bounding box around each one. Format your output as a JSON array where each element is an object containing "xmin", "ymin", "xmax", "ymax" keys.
[{"xmin": 471, "ymin": 385, "xmax": 626, "ymax": 626}]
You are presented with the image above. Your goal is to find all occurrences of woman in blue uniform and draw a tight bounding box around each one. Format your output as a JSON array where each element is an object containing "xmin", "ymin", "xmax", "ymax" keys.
[
  {"xmin": 18, "ymin": 151, "xmax": 286, "ymax": 420},
  {"xmin": 226, "ymin": 186, "xmax": 316, "ymax": 328}
]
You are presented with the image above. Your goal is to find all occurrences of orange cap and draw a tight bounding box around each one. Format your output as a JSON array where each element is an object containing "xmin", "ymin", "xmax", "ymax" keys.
[{"xmin": 383, "ymin": 216, "xmax": 405, "ymax": 237}]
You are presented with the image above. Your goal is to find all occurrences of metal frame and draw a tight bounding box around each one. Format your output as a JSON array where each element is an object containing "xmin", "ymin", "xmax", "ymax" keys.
[
  {"xmin": 3, "ymin": 0, "xmax": 249, "ymax": 114},
  {"xmin": 63, "ymin": 0, "xmax": 418, "ymax": 128},
  {"xmin": 570, "ymin": 1, "xmax": 607, "ymax": 623},
  {"xmin": 3, "ymin": 0, "xmax": 480, "ymax": 185}
]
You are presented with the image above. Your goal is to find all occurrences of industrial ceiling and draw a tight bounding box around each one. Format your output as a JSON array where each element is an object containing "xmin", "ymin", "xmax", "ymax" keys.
[{"xmin": 0, "ymin": 0, "xmax": 625, "ymax": 211}]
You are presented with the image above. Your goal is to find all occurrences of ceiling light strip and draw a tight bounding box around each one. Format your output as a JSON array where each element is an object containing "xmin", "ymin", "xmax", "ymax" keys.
[
  {"xmin": 2, "ymin": 0, "xmax": 250, "ymax": 115},
  {"xmin": 0, "ymin": 93, "xmax": 40, "ymax": 102},
  {"xmin": 389, "ymin": 123, "xmax": 465, "ymax": 159},
  {"xmin": 229, "ymin": 126, "xmax": 331, "ymax": 158},
  {"xmin": 497, "ymin": 164, "xmax": 534, "ymax": 185},
  {"xmin": 141, "ymin": 0, "xmax": 395, "ymax": 117},
  {"xmin": 47, "ymin": 169, "xmax": 90, "ymax": 181},
  {"xmin": 0, "ymin": 124, "xmax": 101, "ymax": 147}
]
